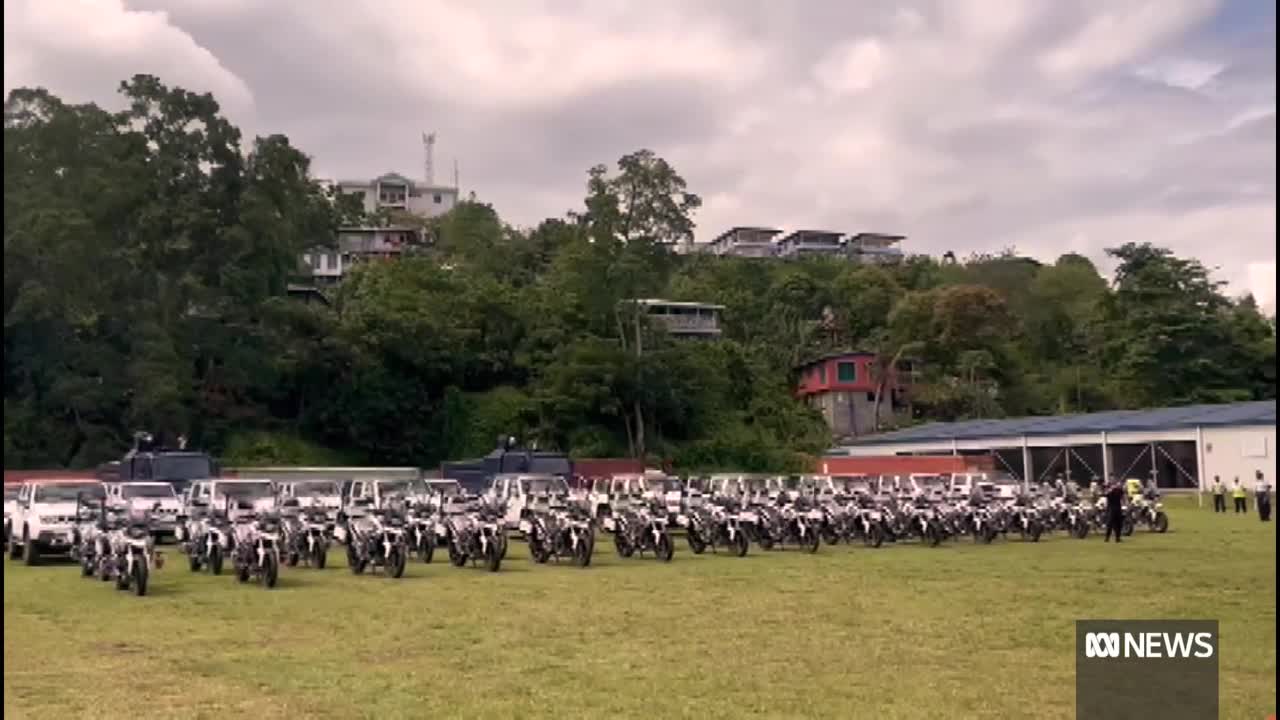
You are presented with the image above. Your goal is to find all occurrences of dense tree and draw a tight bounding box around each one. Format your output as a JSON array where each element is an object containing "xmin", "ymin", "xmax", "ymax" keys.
[{"xmin": 4, "ymin": 79, "xmax": 1275, "ymax": 471}]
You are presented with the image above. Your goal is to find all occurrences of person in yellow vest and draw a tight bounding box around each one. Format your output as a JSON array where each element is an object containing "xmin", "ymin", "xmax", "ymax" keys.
[
  {"xmin": 1211, "ymin": 476, "xmax": 1227, "ymax": 513},
  {"xmin": 1125, "ymin": 477, "xmax": 1142, "ymax": 501},
  {"xmin": 1232, "ymin": 478, "xmax": 1247, "ymax": 513}
]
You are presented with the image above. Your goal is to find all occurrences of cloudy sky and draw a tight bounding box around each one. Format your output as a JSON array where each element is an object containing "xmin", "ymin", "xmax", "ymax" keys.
[{"xmin": 5, "ymin": 0, "xmax": 1276, "ymax": 309}]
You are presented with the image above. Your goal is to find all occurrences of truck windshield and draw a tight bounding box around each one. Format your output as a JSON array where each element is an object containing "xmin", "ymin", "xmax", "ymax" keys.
[
  {"xmin": 293, "ymin": 481, "xmax": 340, "ymax": 497},
  {"xmin": 34, "ymin": 484, "xmax": 105, "ymax": 502},
  {"xmin": 153, "ymin": 455, "xmax": 213, "ymax": 481},
  {"xmin": 220, "ymin": 483, "xmax": 273, "ymax": 500},
  {"xmin": 122, "ymin": 484, "xmax": 176, "ymax": 499}
]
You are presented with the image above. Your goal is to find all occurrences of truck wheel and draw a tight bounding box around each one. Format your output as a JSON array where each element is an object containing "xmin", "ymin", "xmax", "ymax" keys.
[{"xmin": 22, "ymin": 529, "xmax": 38, "ymax": 566}]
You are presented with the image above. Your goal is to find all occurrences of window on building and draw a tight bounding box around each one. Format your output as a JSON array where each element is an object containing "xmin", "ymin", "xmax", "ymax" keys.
[
  {"xmin": 838, "ymin": 362, "xmax": 857, "ymax": 382},
  {"xmin": 329, "ymin": 253, "xmax": 340, "ymax": 270},
  {"xmin": 433, "ymin": 193, "xmax": 443, "ymax": 204},
  {"xmin": 318, "ymin": 254, "xmax": 328, "ymax": 270}
]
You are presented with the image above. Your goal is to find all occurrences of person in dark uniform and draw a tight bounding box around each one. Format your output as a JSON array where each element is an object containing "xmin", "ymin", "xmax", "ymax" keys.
[
  {"xmin": 1256, "ymin": 471, "xmax": 1272, "ymax": 522},
  {"xmin": 1211, "ymin": 476, "xmax": 1227, "ymax": 513},
  {"xmin": 1104, "ymin": 479, "xmax": 1126, "ymax": 543}
]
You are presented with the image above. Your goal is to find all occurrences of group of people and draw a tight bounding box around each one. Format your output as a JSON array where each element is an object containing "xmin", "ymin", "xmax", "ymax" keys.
[{"xmin": 1209, "ymin": 471, "xmax": 1272, "ymax": 521}]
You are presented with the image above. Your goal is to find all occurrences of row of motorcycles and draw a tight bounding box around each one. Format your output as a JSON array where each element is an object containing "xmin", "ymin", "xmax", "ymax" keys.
[
  {"xmin": 175, "ymin": 491, "xmax": 513, "ymax": 587},
  {"xmin": 676, "ymin": 483, "xmax": 1170, "ymax": 554}
]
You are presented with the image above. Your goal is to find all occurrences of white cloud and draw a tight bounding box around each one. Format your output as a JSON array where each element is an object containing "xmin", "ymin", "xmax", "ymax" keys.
[
  {"xmin": 813, "ymin": 39, "xmax": 887, "ymax": 95},
  {"xmin": 1136, "ymin": 57, "xmax": 1225, "ymax": 89},
  {"xmin": 3, "ymin": 0, "xmax": 254, "ymax": 117},
  {"xmin": 2, "ymin": 0, "xmax": 1273, "ymax": 302}
]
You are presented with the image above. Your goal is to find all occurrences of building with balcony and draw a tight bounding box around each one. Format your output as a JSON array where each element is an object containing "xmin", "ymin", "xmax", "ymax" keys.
[
  {"xmin": 706, "ymin": 226, "xmax": 782, "ymax": 258},
  {"xmin": 775, "ymin": 230, "xmax": 845, "ymax": 258},
  {"xmin": 847, "ymin": 233, "xmax": 905, "ymax": 264},
  {"xmin": 302, "ymin": 226, "xmax": 423, "ymax": 283},
  {"xmin": 628, "ymin": 299, "xmax": 724, "ymax": 338},
  {"xmin": 334, "ymin": 172, "xmax": 459, "ymax": 218},
  {"xmin": 795, "ymin": 351, "xmax": 914, "ymax": 438}
]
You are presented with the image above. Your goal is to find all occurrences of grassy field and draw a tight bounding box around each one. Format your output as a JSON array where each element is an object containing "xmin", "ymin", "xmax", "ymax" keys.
[{"xmin": 4, "ymin": 497, "xmax": 1275, "ymax": 720}]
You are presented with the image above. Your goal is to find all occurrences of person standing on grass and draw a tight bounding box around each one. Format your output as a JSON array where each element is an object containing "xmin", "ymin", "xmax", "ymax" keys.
[
  {"xmin": 1211, "ymin": 476, "xmax": 1227, "ymax": 513},
  {"xmin": 1232, "ymin": 478, "xmax": 1248, "ymax": 513},
  {"xmin": 1255, "ymin": 471, "xmax": 1272, "ymax": 522},
  {"xmin": 1104, "ymin": 479, "xmax": 1126, "ymax": 543}
]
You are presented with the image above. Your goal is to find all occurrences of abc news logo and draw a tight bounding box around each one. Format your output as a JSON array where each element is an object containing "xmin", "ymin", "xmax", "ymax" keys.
[{"xmin": 1084, "ymin": 630, "xmax": 1215, "ymax": 660}]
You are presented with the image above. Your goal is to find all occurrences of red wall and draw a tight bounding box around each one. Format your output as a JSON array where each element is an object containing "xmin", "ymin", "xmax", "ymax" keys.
[
  {"xmin": 815, "ymin": 455, "xmax": 994, "ymax": 475},
  {"xmin": 573, "ymin": 458, "xmax": 645, "ymax": 478},
  {"xmin": 4, "ymin": 469, "xmax": 96, "ymax": 485},
  {"xmin": 795, "ymin": 354, "xmax": 882, "ymax": 397}
]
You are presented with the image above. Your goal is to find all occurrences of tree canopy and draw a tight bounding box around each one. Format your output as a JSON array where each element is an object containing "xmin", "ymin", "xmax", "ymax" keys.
[{"xmin": 5, "ymin": 77, "xmax": 1275, "ymax": 470}]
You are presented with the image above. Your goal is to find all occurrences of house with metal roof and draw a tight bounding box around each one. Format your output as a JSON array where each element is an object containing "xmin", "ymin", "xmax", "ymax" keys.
[{"xmin": 828, "ymin": 400, "xmax": 1276, "ymax": 490}]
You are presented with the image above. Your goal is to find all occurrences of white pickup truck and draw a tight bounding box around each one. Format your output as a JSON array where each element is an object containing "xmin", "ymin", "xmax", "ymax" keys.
[
  {"xmin": 485, "ymin": 474, "xmax": 573, "ymax": 533},
  {"xmin": 8, "ymin": 480, "xmax": 106, "ymax": 565},
  {"xmin": 586, "ymin": 472, "xmax": 684, "ymax": 525},
  {"xmin": 105, "ymin": 481, "xmax": 183, "ymax": 541}
]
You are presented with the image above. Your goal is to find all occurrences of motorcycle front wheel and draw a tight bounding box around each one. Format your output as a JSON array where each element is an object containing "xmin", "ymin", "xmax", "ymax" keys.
[
  {"xmin": 1154, "ymin": 512, "xmax": 1169, "ymax": 534},
  {"xmin": 686, "ymin": 528, "xmax": 707, "ymax": 555},
  {"xmin": 132, "ymin": 559, "xmax": 149, "ymax": 597},
  {"xmin": 388, "ymin": 547, "xmax": 406, "ymax": 579},
  {"xmin": 654, "ymin": 532, "xmax": 674, "ymax": 563},
  {"xmin": 262, "ymin": 554, "xmax": 279, "ymax": 589},
  {"xmin": 209, "ymin": 544, "xmax": 224, "ymax": 576},
  {"xmin": 731, "ymin": 530, "xmax": 749, "ymax": 557},
  {"xmin": 484, "ymin": 542, "xmax": 502, "ymax": 572}
]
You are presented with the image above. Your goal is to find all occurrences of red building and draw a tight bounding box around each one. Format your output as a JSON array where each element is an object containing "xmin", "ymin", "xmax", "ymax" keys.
[{"xmin": 795, "ymin": 351, "xmax": 912, "ymax": 439}]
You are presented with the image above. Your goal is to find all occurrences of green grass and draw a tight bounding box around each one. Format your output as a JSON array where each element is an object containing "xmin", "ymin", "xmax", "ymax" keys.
[{"xmin": 4, "ymin": 498, "xmax": 1275, "ymax": 720}]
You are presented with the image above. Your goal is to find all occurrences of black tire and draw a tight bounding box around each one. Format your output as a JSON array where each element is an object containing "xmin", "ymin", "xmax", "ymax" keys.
[
  {"xmin": 927, "ymin": 525, "xmax": 942, "ymax": 548},
  {"xmin": 81, "ymin": 553, "xmax": 95, "ymax": 577},
  {"xmin": 1030, "ymin": 522, "xmax": 1043, "ymax": 543},
  {"xmin": 188, "ymin": 551, "xmax": 202, "ymax": 572},
  {"xmin": 1074, "ymin": 523, "xmax": 1089, "ymax": 539},
  {"xmin": 209, "ymin": 544, "xmax": 224, "ymax": 576},
  {"xmin": 286, "ymin": 551, "xmax": 300, "ymax": 568},
  {"xmin": 802, "ymin": 526, "xmax": 820, "ymax": 554},
  {"xmin": 312, "ymin": 544, "xmax": 327, "ymax": 569},
  {"xmin": 9, "ymin": 533, "xmax": 21, "ymax": 560},
  {"xmin": 572, "ymin": 536, "xmax": 592, "ymax": 567},
  {"xmin": 1154, "ymin": 512, "xmax": 1169, "ymax": 534},
  {"xmin": 654, "ymin": 532, "xmax": 674, "ymax": 562},
  {"xmin": 263, "ymin": 554, "xmax": 279, "ymax": 589},
  {"xmin": 449, "ymin": 544, "xmax": 467, "ymax": 567},
  {"xmin": 864, "ymin": 524, "xmax": 884, "ymax": 549},
  {"xmin": 821, "ymin": 525, "xmax": 840, "ymax": 546},
  {"xmin": 1123, "ymin": 517, "xmax": 1135, "ymax": 536},
  {"xmin": 687, "ymin": 528, "xmax": 707, "ymax": 555},
  {"xmin": 614, "ymin": 533, "xmax": 633, "ymax": 558},
  {"xmin": 133, "ymin": 559, "xmax": 149, "ymax": 597},
  {"xmin": 497, "ymin": 533, "xmax": 508, "ymax": 561},
  {"xmin": 22, "ymin": 529, "xmax": 38, "ymax": 566},
  {"xmin": 758, "ymin": 532, "xmax": 775, "ymax": 551},
  {"xmin": 484, "ymin": 542, "xmax": 502, "ymax": 572},
  {"xmin": 731, "ymin": 530, "xmax": 749, "ymax": 557},
  {"xmin": 237, "ymin": 564, "xmax": 251, "ymax": 583},
  {"xmin": 417, "ymin": 536, "xmax": 433, "ymax": 564},
  {"xmin": 983, "ymin": 526, "xmax": 997, "ymax": 544},
  {"xmin": 388, "ymin": 547, "xmax": 406, "ymax": 579}
]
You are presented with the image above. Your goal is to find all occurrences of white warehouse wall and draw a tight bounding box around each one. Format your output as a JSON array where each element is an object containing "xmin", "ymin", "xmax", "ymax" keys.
[{"xmin": 1200, "ymin": 425, "xmax": 1276, "ymax": 490}]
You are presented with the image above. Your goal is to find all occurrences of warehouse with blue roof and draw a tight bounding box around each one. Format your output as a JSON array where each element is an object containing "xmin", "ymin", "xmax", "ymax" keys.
[{"xmin": 827, "ymin": 400, "xmax": 1276, "ymax": 490}]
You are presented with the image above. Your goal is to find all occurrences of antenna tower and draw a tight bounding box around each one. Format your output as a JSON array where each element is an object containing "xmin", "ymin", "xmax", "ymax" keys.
[{"xmin": 422, "ymin": 131, "xmax": 436, "ymax": 185}]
